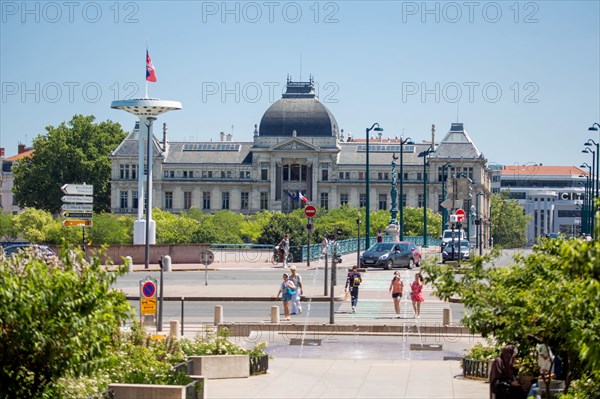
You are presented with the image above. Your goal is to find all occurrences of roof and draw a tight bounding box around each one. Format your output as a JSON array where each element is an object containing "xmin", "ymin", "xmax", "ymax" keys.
[
  {"xmin": 6, "ymin": 149, "xmax": 34, "ymax": 161},
  {"xmin": 429, "ymin": 122, "xmax": 483, "ymax": 160},
  {"xmin": 501, "ymin": 165, "xmax": 587, "ymax": 177}
]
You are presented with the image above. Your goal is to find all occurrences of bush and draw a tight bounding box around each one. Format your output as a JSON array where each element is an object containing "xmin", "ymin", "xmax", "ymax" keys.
[
  {"xmin": 465, "ymin": 341, "xmax": 499, "ymax": 360},
  {"xmin": 180, "ymin": 327, "xmax": 267, "ymax": 357}
]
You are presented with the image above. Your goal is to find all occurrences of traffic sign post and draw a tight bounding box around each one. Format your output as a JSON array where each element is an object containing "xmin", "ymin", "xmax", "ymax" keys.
[
  {"xmin": 304, "ymin": 205, "xmax": 317, "ymax": 267},
  {"xmin": 139, "ymin": 277, "xmax": 158, "ymax": 327},
  {"xmin": 61, "ymin": 183, "xmax": 93, "ymax": 253},
  {"xmin": 455, "ymin": 209, "xmax": 466, "ymax": 222},
  {"xmin": 304, "ymin": 205, "xmax": 317, "ymax": 218}
]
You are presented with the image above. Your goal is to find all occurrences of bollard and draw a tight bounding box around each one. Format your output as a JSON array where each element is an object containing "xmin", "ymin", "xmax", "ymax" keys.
[
  {"xmin": 443, "ymin": 308, "xmax": 452, "ymax": 326},
  {"xmin": 163, "ymin": 255, "xmax": 172, "ymax": 272},
  {"xmin": 214, "ymin": 305, "xmax": 223, "ymax": 326},
  {"xmin": 271, "ymin": 305, "xmax": 280, "ymax": 323},
  {"xmin": 169, "ymin": 320, "xmax": 181, "ymax": 339},
  {"xmin": 125, "ymin": 256, "xmax": 133, "ymax": 273}
]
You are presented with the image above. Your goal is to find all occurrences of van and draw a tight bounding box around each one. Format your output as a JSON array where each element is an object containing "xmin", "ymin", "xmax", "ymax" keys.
[{"xmin": 440, "ymin": 229, "xmax": 467, "ymax": 250}]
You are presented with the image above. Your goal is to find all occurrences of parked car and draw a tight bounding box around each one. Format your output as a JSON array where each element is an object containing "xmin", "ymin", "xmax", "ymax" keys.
[
  {"xmin": 440, "ymin": 228, "xmax": 467, "ymax": 250},
  {"xmin": 3, "ymin": 244, "xmax": 56, "ymax": 259},
  {"xmin": 360, "ymin": 241, "xmax": 421, "ymax": 270},
  {"xmin": 441, "ymin": 240, "xmax": 471, "ymax": 263}
]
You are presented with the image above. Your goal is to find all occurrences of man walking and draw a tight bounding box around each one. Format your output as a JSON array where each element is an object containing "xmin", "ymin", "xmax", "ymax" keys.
[
  {"xmin": 345, "ymin": 265, "xmax": 362, "ymax": 313},
  {"xmin": 277, "ymin": 233, "xmax": 290, "ymax": 267}
]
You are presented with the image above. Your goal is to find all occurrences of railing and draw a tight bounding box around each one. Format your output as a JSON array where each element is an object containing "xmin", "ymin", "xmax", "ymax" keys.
[
  {"xmin": 249, "ymin": 354, "xmax": 269, "ymax": 375},
  {"xmin": 462, "ymin": 358, "xmax": 491, "ymax": 379}
]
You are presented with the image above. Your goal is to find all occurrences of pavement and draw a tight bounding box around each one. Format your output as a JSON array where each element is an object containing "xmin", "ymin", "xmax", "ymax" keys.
[{"xmin": 111, "ymin": 249, "xmax": 492, "ymax": 398}]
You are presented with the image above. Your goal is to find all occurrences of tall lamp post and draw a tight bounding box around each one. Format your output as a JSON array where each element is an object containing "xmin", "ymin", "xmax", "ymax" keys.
[
  {"xmin": 365, "ymin": 123, "xmax": 383, "ymax": 247},
  {"xmin": 580, "ymin": 173, "xmax": 590, "ymax": 235},
  {"xmin": 441, "ymin": 162, "xmax": 453, "ymax": 231},
  {"xmin": 418, "ymin": 146, "xmax": 435, "ymax": 247},
  {"xmin": 584, "ymin": 139, "xmax": 600, "ymax": 199},
  {"xmin": 581, "ymin": 163, "xmax": 593, "ymax": 236},
  {"xmin": 399, "ymin": 137, "xmax": 414, "ymax": 240}
]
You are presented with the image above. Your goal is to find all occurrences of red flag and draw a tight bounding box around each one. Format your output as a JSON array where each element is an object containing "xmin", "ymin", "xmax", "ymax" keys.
[
  {"xmin": 146, "ymin": 50, "xmax": 157, "ymax": 82},
  {"xmin": 298, "ymin": 191, "xmax": 310, "ymax": 203}
]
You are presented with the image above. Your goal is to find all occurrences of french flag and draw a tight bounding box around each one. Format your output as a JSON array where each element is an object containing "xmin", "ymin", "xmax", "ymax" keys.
[
  {"xmin": 298, "ymin": 191, "xmax": 310, "ymax": 203},
  {"xmin": 146, "ymin": 50, "xmax": 157, "ymax": 82}
]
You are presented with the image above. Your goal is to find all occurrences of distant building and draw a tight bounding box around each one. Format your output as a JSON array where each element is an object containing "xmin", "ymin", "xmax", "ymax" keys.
[{"xmin": 0, "ymin": 144, "xmax": 33, "ymax": 214}]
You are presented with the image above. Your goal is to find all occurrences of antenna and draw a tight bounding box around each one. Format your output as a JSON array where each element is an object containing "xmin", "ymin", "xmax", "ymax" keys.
[
  {"xmin": 456, "ymin": 101, "xmax": 459, "ymax": 122},
  {"xmin": 299, "ymin": 52, "xmax": 302, "ymax": 81}
]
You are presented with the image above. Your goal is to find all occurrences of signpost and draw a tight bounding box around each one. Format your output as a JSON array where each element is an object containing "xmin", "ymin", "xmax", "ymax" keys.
[
  {"xmin": 139, "ymin": 277, "xmax": 158, "ymax": 327},
  {"xmin": 61, "ymin": 212, "xmax": 93, "ymax": 219},
  {"xmin": 62, "ymin": 219, "xmax": 93, "ymax": 227},
  {"xmin": 200, "ymin": 249, "xmax": 214, "ymax": 286},
  {"xmin": 304, "ymin": 205, "xmax": 317, "ymax": 218},
  {"xmin": 455, "ymin": 209, "xmax": 466, "ymax": 222},
  {"xmin": 61, "ymin": 184, "xmax": 93, "ymax": 251},
  {"xmin": 304, "ymin": 205, "xmax": 317, "ymax": 267}
]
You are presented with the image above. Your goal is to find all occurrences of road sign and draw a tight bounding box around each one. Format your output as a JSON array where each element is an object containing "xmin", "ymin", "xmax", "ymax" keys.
[
  {"xmin": 304, "ymin": 205, "xmax": 317, "ymax": 218},
  {"xmin": 200, "ymin": 250, "xmax": 214, "ymax": 265},
  {"xmin": 61, "ymin": 212, "xmax": 93, "ymax": 219},
  {"xmin": 441, "ymin": 199, "xmax": 464, "ymax": 209},
  {"xmin": 61, "ymin": 195, "xmax": 94, "ymax": 203},
  {"xmin": 141, "ymin": 280, "xmax": 157, "ymax": 298},
  {"xmin": 455, "ymin": 208, "xmax": 466, "ymax": 222},
  {"xmin": 141, "ymin": 298, "xmax": 157, "ymax": 315},
  {"xmin": 61, "ymin": 203, "xmax": 93, "ymax": 212},
  {"xmin": 61, "ymin": 184, "xmax": 93, "ymax": 196},
  {"xmin": 62, "ymin": 219, "xmax": 93, "ymax": 227}
]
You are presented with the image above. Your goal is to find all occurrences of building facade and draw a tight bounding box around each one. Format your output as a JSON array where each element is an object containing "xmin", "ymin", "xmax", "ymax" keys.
[
  {"xmin": 110, "ymin": 78, "xmax": 492, "ymax": 243},
  {"xmin": 0, "ymin": 144, "xmax": 33, "ymax": 214}
]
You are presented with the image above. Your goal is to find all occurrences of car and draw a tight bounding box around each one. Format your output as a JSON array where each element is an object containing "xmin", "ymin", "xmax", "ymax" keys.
[
  {"xmin": 360, "ymin": 241, "xmax": 421, "ymax": 270},
  {"xmin": 440, "ymin": 228, "xmax": 467, "ymax": 250},
  {"xmin": 441, "ymin": 240, "xmax": 471, "ymax": 263},
  {"xmin": 3, "ymin": 244, "xmax": 56, "ymax": 259}
]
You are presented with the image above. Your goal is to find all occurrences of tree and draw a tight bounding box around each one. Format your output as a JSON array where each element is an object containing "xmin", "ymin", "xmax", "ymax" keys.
[
  {"xmin": 13, "ymin": 115, "xmax": 127, "ymax": 214},
  {"xmin": 0, "ymin": 211, "xmax": 17, "ymax": 242},
  {"xmin": 0, "ymin": 249, "xmax": 132, "ymax": 398},
  {"xmin": 11, "ymin": 208, "xmax": 53, "ymax": 243},
  {"xmin": 490, "ymin": 192, "xmax": 529, "ymax": 248}
]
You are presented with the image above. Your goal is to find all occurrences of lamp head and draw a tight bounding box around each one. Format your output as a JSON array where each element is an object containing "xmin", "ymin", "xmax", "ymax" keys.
[
  {"xmin": 589, "ymin": 125, "xmax": 599, "ymax": 132},
  {"xmin": 374, "ymin": 127, "xmax": 384, "ymax": 132},
  {"xmin": 582, "ymin": 148, "xmax": 592, "ymax": 154}
]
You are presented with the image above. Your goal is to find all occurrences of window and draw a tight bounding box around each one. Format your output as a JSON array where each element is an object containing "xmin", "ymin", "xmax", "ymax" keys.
[
  {"xmin": 164, "ymin": 192, "xmax": 173, "ymax": 209},
  {"xmin": 359, "ymin": 193, "xmax": 367, "ymax": 208},
  {"xmin": 320, "ymin": 192, "xmax": 329, "ymax": 210},
  {"xmin": 183, "ymin": 171, "xmax": 188, "ymax": 178},
  {"xmin": 120, "ymin": 164, "xmax": 129, "ymax": 179},
  {"xmin": 133, "ymin": 191, "xmax": 138, "ymax": 209},
  {"xmin": 261, "ymin": 163, "xmax": 269, "ymax": 181},
  {"xmin": 418, "ymin": 194, "xmax": 424, "ymax": 208},
  {"xmin": 202, "ymin": 192, "xmax": 211, "ymax": 210},
  {"xmin": 169, "ymin": 171, "xmax": 175, "ymax": 178},
  {"xmin": 417, "ymin": 172, "xmax": 422, "ymax": 181},
  {"xmin": 131, "ymin": 164, "xmax": 138, "ymax": 179},
  {"xmin": 401, "ymin": 194, "xmax": 406, "ymax": 207},
  {"xmin": 240, "ymin": 171, "xmax": 245, "ymax": 179},
  {"xmin": 183, "ymin": 191, "xmax": 192, "ymax": 210},
  {"xmin": 378, "ymin": 172, "xmax": 384, "ymax": 180},
  {"xmin": 340, "ymin": 193, "xmax": 349, "ymax": 206},
  {"xmin": 222, "ymin": 192, "xmax": 230, "ymax": 209},
  {"xmin": 120, "ymin": 191, "xmax": 128, "ymax": 208},
  {"xmin": 226, "ymin": 171, "xmax": 232, "ymax": 179},
  {"xmin": 358, "ymin": 172, "xmax": 365, "ymax": 180},
  {"xmin": 322, "ymin": 168, "xmax": 329, "ymax": 181},
  {"xmin": 221, "ymin": 171, "xmax": 226, "ymax": 179},
  {"xmin": 378, "ymin": 194, "xmax": 387, "ymax": 210},
  {"xmin": 189, "ymin": 170, "xmax": 193, "ymax": 178},
  {"xmin": 260, "ymin": 192, "xmax": 268, "ymax": 210},
  {"xmin": 241, "ymin": 192, "xmax": 249, "ymax": 210}
]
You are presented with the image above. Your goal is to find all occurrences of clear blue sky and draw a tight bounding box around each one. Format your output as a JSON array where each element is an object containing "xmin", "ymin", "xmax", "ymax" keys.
[{"xmin": 1, "ymin": 1, "xmax": 599, "ymax": 167}]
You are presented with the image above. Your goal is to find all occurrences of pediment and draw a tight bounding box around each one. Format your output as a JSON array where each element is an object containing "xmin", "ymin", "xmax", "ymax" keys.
[{"xmin": 272, "ymin": 138, "xmax": 317, "ymax": 151}]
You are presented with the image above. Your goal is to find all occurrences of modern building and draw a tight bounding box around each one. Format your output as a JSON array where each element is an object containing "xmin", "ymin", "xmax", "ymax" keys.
[
  {"xmin": 0, "ymin": 144, "xmax": 33, "ymax": 214},
  {"xmin": 110, "ymin": 77, "xmax": 491, "ymax": 243}
]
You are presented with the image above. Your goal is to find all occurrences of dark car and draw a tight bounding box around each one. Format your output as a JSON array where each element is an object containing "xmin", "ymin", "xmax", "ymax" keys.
[
  {"xmin": 3, "ymin": 244, "xmax": 56, "ymax": 259},
  {"xmin": 441, "ymin": 240, "xmax": 471, "ymax": 263},
  {"xmin": 360, "ymin": 242, "xmax": 421, "ymax": 270}
]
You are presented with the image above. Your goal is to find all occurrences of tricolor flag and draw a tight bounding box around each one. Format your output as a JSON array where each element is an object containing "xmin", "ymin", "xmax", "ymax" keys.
[
  {"xmin": 146, "ymin": 50, "xmax": 157, "ymax": 82},
  {"xmin": 287, "ymin": 190, "xmax": 296, "ymax": 199},
  {"xmin": 298, "ymin": 191, "xmax": 310, "ymax": 203}
]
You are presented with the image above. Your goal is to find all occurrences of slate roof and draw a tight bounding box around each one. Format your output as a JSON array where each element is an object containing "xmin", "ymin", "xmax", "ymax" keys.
[{"xmin": 429, "ymin": 123, "xmax": 483, "ymax": 160}]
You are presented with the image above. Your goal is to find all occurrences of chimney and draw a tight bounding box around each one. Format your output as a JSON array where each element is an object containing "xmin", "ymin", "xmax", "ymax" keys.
[
  {"xmin": 18, "ymin": 143, "xmax": 26, "ymax": 154},
  {"xmin": 377, "ymin": 130, "xmax": 383, "ymax": 141},
  {"xmin": 220, "ymin": 132, "xmax": 225, "ymax": 142},
  {"xmin": 431, "ymin": 124, "xmax": 436, "ymax": 147},
  {"xmin": 226, "ymin": 133, "xmax": 232, "ymax": 142},
  {"xmin": 162, "ymin": 123, "xmax": 168, "ymax": 151},
  {"xmin": 0, "ymin": 148, "xmax": 4, "ymax": 158}
]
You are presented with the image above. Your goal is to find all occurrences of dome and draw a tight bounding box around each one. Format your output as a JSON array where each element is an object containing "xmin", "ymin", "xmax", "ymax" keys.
[{"xmin": 258, "ymin": 78, "xmax": 338, "ymax": 137}]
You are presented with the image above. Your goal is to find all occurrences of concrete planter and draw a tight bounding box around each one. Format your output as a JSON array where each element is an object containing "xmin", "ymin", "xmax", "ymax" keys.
[
  {"xmin": 462, "ymin": 357, "xmax": 492, "ymax": 379},
  {"xmin": 109, "ymin": 376, "xmax": 204, "ymax": 399},
  {"xmin": 188, "ymin": 355, "xmax": 250, "ymax": 379}
]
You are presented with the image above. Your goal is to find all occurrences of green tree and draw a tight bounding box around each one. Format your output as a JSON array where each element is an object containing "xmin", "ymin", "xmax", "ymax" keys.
[
  {"xmin": 11, "ymin": 208, "xmax": 54, "ymax": 243},
  {"xmin": 154, "ymin": 209, "xmax": 200, "ymax": 244},
  {"xmin": 0, "ymin": 249, "xmax": 132, "ymax": 398},
  {"xmin": 490, "ymin": 192, "xmax": 529, "ymax": 248},
  {"xmin": 89, "ymin": 213, "xmax": 134, "ymax": 245},
  {"xmin": 13, "ymin": 115, "xmax": 127, "ymax": 214},
  {"xmin": 0, "ymin": 211, "xmax": 17, "ymax": 242}
]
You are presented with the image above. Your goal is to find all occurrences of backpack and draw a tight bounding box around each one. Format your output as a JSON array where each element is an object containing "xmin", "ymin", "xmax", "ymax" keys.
[{"xmin": 351, "ymin": 273, "xmax": 361, "ymax": 288}]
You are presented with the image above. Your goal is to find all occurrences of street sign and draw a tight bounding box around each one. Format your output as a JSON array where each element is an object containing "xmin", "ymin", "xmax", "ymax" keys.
[
  {"xmin": 455, "ymin": 208, "xmax": 466, "ymax": 222},
  {"xmin": 61, "ymin": 184, "xmax": 93, "ymax": 196},
  {"xmin": 306, "ymin": 223, "xmax": 313, "ymax": 232},
  {"xmin": 62, "ymin": 219, "xmax": 93, "ymax": 227},
  {"xmin": 61, "ymin": 203, "xmax": 93, "ymax": 212},
  {"xmin": 141, "ymin": 298, "xmax": 157, "ymax": 315},
  {"xmin": 61, "ymin": 195, "xmax": 93, "ymax": 203},
  {"xmin": 304, "ymin": 205, "xmax": 317, "ymax": 218},
  {"xmin": 141, "ymin": 280, "xmax": 157, "ymax": 298},
  {"xmin": 200, "ymin": 249, "xmax": 214, "ymax": 265},
  {"xmin": 61, "ymin": 212, "xmax": 93, "ymax": 219},
  {"xmin": 441, "ymin": 199, "xmax": 464, "ymax": 209}
]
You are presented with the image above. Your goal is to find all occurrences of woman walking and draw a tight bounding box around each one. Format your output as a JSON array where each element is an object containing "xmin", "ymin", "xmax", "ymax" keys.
[
  {"xmin": 289, "ymin": 265, "xmax": 303, "ymax": 314},
  {"xmin": 410, "ymin": 273, "xmax": 424, "ymax": 318},
  {"xmin": 389, "ymin": 271, "xmax": 404, "ymax": 318},
  {"xmin": 276, "ymin": 273, "xmax": 296, "ymax": 321}
]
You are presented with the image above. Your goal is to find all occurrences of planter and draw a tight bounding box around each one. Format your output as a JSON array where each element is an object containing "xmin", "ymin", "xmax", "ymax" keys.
[
  {"xmin": 109, "ymin": 376, "xmax": 204, "ymax": 399},
  {"xmin": 249, "ymin": 354, "xmax": 269, "ymax": 375},
  {"xmin": 188, "ymin": 355, "xmax": 249, "ymax": 379},
  {"xmin": 462, "ymin": 357, "xmax": 491, "ymax": 379}
]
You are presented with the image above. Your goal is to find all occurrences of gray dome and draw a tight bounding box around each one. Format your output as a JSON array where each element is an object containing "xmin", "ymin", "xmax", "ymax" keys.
[{"xmin": 258, "ymin": 79, "xmax": 338, "ymax": 137}]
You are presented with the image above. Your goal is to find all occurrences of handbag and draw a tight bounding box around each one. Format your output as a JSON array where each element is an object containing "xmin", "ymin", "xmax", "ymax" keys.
[
  {"xmin": 287, "ymin": 287, "xmax": 297, "ymax": 296},
  {"xmin": 493, "ymin": 380, "xmax": 511, "ymax": 396}
]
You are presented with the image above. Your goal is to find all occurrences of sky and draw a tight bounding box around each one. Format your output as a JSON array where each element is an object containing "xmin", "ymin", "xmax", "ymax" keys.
[{"xmin": 1, "ymin": 1, "xmax": 599, "ymax": 168}]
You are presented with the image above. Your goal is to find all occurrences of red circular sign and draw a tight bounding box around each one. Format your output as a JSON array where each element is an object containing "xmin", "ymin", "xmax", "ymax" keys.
[
  {"xmin": 142, "ymin": 281, "xmax": 156, "ymax": 298},
  {"xmin": 304, "ymin": 205, "xmax": 317, "ymax": 218},
  {"xmin": 455, "ymin": 209, "xmax": 466, "ymax": 222}
]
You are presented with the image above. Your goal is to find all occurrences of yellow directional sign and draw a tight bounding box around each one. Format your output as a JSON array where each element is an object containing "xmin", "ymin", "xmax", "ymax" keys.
[
  {"xmin": 141, "ymin": 298, "xmax": 157, "ymax": 315},
  {"xmin": 63, "ymin": 219, "xmax": 93, "ymax": 227}
]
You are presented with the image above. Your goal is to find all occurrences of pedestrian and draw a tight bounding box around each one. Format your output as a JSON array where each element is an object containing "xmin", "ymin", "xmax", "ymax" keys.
[
  {"xmin": 276, "ymin": 273, "xmax": 296, "ymax": 321},
  {"xmin": 289, "ymin": 265, "xmax": 303, "ymax": 314},
  {"xmin": 489, "ymin": 344, "xmax": 526, "ymax": 399},
  {"xmin": 410, "ymin": 273, "xmax": 424, "ymax": 318},
  {"xmin": 321, "ymin": 236, "xmax": 329, "ymax": 259},
  {"xmin": 376, "ymin": 228, "xmax": 383, "ymax": 243},
  {"xmin": 389, "ymin": 271, "xmax": 404, "ymax": 318},
  {"xmin": 277, "ymin": 233, "xmax": 290, "ymax": 267},
  {"xmin": 345, "ymin": 265, "xmax": 362, "ymax": 313}
]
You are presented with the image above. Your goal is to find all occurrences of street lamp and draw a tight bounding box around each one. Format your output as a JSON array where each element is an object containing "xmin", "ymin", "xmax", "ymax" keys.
[
  {"xmin": 365, "ymin": 123, "xmax": 383, "ymax": 248},
  {"xmin": 579, "ymin": 173, "xmax": 589, "ymax": 235},
  {"xmin": 581, "ymin": 163, "xmax": 593, "ymax": 236},
  {"xmin": 418, "ymin": 146, "xmax": 435, "ymax": 247},
  {"xmin": 584, "ymin": 139, "xmax": 600, "ymax": 199},
  {"xmin": 441, "ymin": 162, "xmax": 454, "ymax": 231},
  {"xmin": 399, "ymin": 137, "xmax": 414, "ymax": 240}
]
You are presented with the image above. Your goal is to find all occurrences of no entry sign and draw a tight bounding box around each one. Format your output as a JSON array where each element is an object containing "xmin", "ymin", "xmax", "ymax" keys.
[
  {"xmin": 455, "ymin": 208, "xmax": 466, "ymax": 222},
  {"xmin": 304, "ymin": 205, "xmax": 317, "ymax": 218}
]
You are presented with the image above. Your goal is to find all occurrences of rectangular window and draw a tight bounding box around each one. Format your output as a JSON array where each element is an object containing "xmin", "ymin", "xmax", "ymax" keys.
[
  {"xmin": 340, "ymin": 193, "xmax": 349, "ymax": 206},
  {"xmin": 133, "ymin": 191, "xmax": 138, "ymax": 209},
  {"xmin": 120, "ymin": 164, "xmax": 129, "ymax": 179},
  {"xmin": 131, "ymin": 164, "xmax": 138, "ymax": 179},
  {"xmin": 384, "ymin": 172, "xmax": 389, "ymax": 180},
  {"xmin": 418, "ymin": 194, "xmax": 424, "ymax": 208},
  {"xmin": 183, "ymin": 171, "xmax": 188, "ymax": 178},
  {"xmin": 183, "ymin": 191, "xmax": 192, "ymax": 210},
  {"xmin": 120, "ymin": 191, "xmax": 128, "ymax": 208},
  {"xmin": 169, "ymin": 171, "xmax": 175, "ymax": 178},
  {"xmin": 320, "ymin": 192, "xmax": 329, "ymax": 210},
  {"xmin": 245, "ymin": 171, "xmax": 251, "ymax": 179},
  {"xmin": 339, "ymin": 172, "xmax": 344, "ymax": 180},
  {"xmin": 378, "ymin": 172, "xmax": 384, "ymax": 180},
  {"xmin": 189, "ymin": 171, "xmax": 193, "ymax": 178},
  {"xmin": 403, "ymin": 172, "xmax": 409, "ymax": 180},
  {"xmin": 322, "ymin": 168, "xmax": 329, "ymax": 181},
  {"xmin": 358, "ymin": 172, "xmax": 365, "ymax": 180},
  {"xmin": 378, "ymin": 194, "xmax": 387, "ymax": 210},
  {"xmin": 261, "ymin": 163, "xmax": 269, "ymax": 180},
  {"xmin": 359, "ymin": 193, "xmax": 367, "ymax": 208},
  {"xmin": 240, "ymin": 171, "xmax": 245, "ymax": 179},
  {"xmin": 417, "ymin": 172, "xmax": 422, "ymax": 181},
  {"xmin": 241, "ymin": 192, "xmax": 249, "ymax": 210},
  {"xmin": 222, "ymin": 192, "xmax": 230, "ymax": 209},
  {"xmin": 202, "ymin": 192, "xmax": 211, "ymax": 210},
  {"xmin": 221, "ymin": 171, "xmax": 226, "ymax": 179},
  {"xmin": 226, "ymin": 171, "xmax": 232, "ymax": 179},
  {"xmin": 164, "ymin": 192, "xmax": 173, "ymax": 209},
  {"xmin": 260, "ymin": 192, "xmax": 268, "ymax": 210}
]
